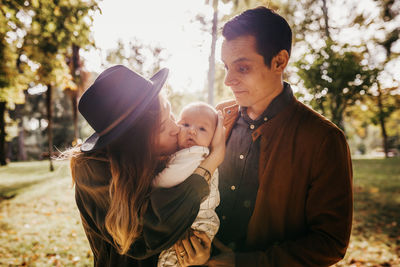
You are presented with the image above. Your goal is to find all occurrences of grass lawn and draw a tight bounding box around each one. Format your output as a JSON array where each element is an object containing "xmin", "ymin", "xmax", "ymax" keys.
[{"xmin": 0, "ymin": 158, "xmax": 399, "ymax": 266}]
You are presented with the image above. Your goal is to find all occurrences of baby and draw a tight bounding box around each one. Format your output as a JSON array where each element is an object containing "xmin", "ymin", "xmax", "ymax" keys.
[{"xmin": 153, "ymin": 102, "xmax": 220, "ymax": 267}]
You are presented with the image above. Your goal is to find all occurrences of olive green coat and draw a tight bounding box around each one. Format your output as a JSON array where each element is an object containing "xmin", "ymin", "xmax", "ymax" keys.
[{"xmin": 72, "ymin": 156, "xmax": 209, "ymax": 266}]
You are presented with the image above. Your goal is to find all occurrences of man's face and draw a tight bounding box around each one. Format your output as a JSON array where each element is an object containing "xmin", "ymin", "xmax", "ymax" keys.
[
  {"xmin": 177, "ymin": 107, "xmax": 216, "ymax": 149},
  {"xmin": 221, "ymin": 35, "xmax": 279, "ymax": 110}
]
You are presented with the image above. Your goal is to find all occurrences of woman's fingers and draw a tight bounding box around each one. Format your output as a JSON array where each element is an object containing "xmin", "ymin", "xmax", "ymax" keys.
[
  {"xmin": 174, "ymin": 242, "xmax": 187, "ymax": 267},
  {"xmin": 212, "ymin": 111, "xmax": 225, "ymax": 146},
  {"xmin": 209, "ymin": 111, "xmax": 226, "ymax": 166},
  {"xmin": 192, "ymin": 230, "xmax": 211, "ymax": 250},
  {"xmin": 181, "ymin": 236, "xmax": 195, "ymax": 259}
]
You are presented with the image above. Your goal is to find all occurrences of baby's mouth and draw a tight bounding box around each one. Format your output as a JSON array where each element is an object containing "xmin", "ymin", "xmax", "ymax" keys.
[{"xmin": 186, "ymin": 138, "xmax": 196, "ymax": 146}]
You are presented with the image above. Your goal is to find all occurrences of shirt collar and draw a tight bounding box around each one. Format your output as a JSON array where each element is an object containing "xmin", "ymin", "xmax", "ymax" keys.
[{"xmin": 240, "ymin": 82, "xmax": 294, "ymax": 127}]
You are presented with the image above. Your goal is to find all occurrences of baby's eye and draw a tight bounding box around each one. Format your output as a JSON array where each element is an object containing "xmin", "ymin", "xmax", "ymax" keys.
[
  {"xmin": 183, "ymin": 123, "xmax": 190, "ymax": 127},
  {"xmin": 199, "ymin": 127, "xmax": 206, "ymax": 132}
]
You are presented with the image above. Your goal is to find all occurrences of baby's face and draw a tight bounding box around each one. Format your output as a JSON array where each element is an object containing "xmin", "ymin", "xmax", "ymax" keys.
[{"xmin": 177, "ymin": 107, "xmax": 217, "ymax": 149}]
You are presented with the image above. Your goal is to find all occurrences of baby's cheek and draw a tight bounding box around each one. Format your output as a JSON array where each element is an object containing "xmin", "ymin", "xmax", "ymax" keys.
[{"xmin": 177, "ymin": 129, "xmax": 186, "ymax": 142}]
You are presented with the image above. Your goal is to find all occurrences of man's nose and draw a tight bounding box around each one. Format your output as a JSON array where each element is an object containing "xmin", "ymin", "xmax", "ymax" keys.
[{"xmin": 224, "ymin": 71, "xmax": 239, "ymax": 86}]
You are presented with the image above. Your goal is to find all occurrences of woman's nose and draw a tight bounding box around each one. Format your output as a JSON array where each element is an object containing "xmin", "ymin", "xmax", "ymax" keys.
[{"xmin": 171, "ymin": 122, "xmax": 180, "ymax": 135}]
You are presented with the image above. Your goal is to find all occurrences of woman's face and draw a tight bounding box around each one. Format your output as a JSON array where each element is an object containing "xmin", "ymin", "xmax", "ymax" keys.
[{"xmin": 157, "ymin": 96, "xmax": 180, "ymax": 155}]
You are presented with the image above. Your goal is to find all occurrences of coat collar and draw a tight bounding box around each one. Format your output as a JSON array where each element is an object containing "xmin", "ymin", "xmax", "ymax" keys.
[{"xmin": 216, "ymin": 83, "xmax": 295, "ymax": 141}]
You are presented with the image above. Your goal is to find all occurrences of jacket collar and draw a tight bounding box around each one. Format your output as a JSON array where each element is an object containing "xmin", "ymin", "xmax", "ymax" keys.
[{"xmin": 216, "ymin": 83, "xmax": 295, "ymax": 141}]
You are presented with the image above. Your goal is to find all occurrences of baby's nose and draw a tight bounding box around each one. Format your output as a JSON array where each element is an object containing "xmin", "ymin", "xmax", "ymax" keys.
[{"xmin": 188, "ymin": 127, "xmax": 197, "ymax": 135}]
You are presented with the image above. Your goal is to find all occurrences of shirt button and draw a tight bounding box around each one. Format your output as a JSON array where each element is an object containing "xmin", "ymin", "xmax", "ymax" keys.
[
  {"xmin": 264, "ymin": 117, "xmax": 268, "ymax": 121},
  {"xmin": 222, "ymin": 215, "xmax": 226, "ymax": 220},
  {"xmin": 231, "ymin": 185, "xmax": 236, "ymax": 191},
  {"xmin": 250, "ymin": 124, "xmax": 255, "ymax": 129},
  {"xmin": 239, "ymin": 154, "xmax": 244, "ymax": 159}
]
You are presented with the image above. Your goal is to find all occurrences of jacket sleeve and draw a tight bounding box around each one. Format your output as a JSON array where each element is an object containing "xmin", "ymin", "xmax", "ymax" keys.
[
  {"xmin": 236, "ymin": 129, "xmax": 353, "ymax": 266},
  {"xmin": 73, "ymin": 159, "xmax": 209, "ymax": 260}
]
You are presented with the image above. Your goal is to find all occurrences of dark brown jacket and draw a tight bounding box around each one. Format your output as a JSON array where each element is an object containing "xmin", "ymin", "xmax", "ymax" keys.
[
  {"xmin": 217, "ymin": 97, "xmax": 353, "ymax": 266},
  {"xmin": 71, "ymin": 155, "xmax": 209, "ymax": 266}
]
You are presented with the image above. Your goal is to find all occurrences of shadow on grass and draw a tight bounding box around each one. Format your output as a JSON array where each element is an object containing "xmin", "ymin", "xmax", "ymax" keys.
[
  {"xmin": 353, "ymin": 188, "xmax": 400, "ymax": 252},
  {"xmin": 0, "ymin": 175, "xmax": 56, "ymax": 202}
]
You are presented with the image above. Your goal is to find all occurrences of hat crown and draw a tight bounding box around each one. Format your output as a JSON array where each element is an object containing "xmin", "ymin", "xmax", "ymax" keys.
[{"xmin": 78, "ymin": 65, "xmax": 154, "ymax": 134}]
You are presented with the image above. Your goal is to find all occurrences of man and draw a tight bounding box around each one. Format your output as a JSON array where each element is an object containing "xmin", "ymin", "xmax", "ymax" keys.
[{"xmin": 209, "ymin": 6, "xmax": 353, "ymax": 266}]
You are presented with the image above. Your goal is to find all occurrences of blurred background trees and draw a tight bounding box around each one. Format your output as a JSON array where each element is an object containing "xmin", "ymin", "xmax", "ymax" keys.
[{"xmin": 0, "ymin": 0, "xmax": 399, "ymax": 169}]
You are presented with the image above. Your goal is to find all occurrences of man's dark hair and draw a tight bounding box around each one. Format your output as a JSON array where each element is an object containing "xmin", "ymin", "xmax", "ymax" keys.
[{"xmin": 222, "ymin": 6, "xmax": 292, "ymax": 67}]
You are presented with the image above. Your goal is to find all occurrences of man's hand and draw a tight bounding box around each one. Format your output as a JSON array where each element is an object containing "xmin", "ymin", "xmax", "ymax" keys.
[
  {"xmin": 208, "ymin": 238, "xmax": 235, "ymax": 267},
  {"xmin": 174, "ymin": 230, "xmax": 211, "ymax": 266},
  {"xmin": 208, "ymin": 252, "xmax": 235, "ymax": 267}
]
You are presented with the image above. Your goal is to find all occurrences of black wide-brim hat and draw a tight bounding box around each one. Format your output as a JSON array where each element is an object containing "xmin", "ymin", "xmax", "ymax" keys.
[{"xmin": 78, "ymin": 65, "xmax": 169, "ymax": 152}]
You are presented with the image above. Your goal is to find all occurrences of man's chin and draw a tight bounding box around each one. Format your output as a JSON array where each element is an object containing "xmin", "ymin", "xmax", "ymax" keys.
[{"xmin": 235, "ymin": 99, "xmax": 249, "ymax": 107}]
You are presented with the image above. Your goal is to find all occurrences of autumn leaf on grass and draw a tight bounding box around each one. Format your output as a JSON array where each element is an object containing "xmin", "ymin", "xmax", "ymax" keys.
[{"xmin": 369, "ymin": 187, "xmax": 379, "ymax": 193}]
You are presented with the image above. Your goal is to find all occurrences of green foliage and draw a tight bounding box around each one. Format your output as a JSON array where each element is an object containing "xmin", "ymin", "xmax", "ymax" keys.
[
  {"xmin": 23, "ymin": 0, "xmax": 99, "ymax": 88},
  {"xmin": 105, "ymin": 39, "xmax": 169, "ymax": 77},
  {"xmin": 295, "ymin": 40, "xmax": 378, "ymax": 130},
  {"xmin": 0, "ymin": 1, "xmax": 31, "ymax": 107}
]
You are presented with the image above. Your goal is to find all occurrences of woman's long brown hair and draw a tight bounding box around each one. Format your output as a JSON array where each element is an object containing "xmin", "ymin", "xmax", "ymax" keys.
[{"xmin": 71, "ymin": 96, "xmax": 162, "ymax": 255}]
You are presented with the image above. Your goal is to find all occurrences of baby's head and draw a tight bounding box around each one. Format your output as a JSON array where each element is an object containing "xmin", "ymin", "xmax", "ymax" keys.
[{"xmin": 177, "ymin": 102, "xmax": 218, "ymax": 149}]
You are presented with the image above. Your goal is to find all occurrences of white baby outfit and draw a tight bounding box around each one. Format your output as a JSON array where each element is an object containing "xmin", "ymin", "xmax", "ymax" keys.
[{"xmin": 153, "ymin": 146, "xmax": 220, "ymax": 267}]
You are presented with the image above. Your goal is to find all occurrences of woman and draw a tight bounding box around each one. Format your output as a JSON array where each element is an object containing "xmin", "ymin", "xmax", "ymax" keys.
[{"xmin": 70, "ymin": 65, "xmax": 225, "ymax": 266}]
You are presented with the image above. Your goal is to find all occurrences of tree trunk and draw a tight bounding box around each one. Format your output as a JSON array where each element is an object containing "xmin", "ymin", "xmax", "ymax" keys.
[
  {"xmin": 331, "ymin": 103, "xmax": 345, "ymax": 133},
  {"xmin": 46, "ymin": 84, "xmax": 54, "ymax": 171},
  {"xmin": 207, "ymin": 0, "xmax": 218, "ymax": 106},
  {"xmin": 17, "ymin": 121, "xmax": 27, "ymax": 161},
  {"xmin": 321, "ymin": 0, "xmax": 331, "ymax": 39},
  {"xmin": 377, "ymin": 89, "xmax": 389, "ymax": 158},
  {"xmin": 0, "ymin": 101, "xmax": 7, "ymax": 166},
  {"xmin": 71, "ymin": 44, "xmax": 80, "ymax": 144},
  {"xmin": 72, "ymin": 91, "xmax": 78, "ymax": 144}
]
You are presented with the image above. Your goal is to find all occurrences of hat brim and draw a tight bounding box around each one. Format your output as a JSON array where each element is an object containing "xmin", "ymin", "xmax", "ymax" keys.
[{"xmin": 81, "ymin": 68, "xmax": 169, "ymax": 152}]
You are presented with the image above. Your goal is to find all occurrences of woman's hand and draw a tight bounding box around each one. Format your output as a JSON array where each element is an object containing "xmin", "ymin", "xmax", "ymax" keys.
[
  {"xmin": 174, "ymin": 230, "xmax": 211, "ymax": 266},
  {"xmin": 210, "ymin": 111, "xmax": 226, "ymax": 164},
  {"xmin": 200, "ymin": 111, "xmax": 226, "ymax": 174}
]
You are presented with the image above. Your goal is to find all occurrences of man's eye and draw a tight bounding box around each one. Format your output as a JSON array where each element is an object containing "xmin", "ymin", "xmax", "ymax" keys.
[{"xmin": 238, "ymin": 66, "xmax": 249, "ymax": 73}]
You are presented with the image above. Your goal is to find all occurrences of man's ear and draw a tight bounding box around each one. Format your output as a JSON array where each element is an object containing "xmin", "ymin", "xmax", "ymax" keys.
[{"xmin": 272, "ymin": 50, "xmax": 289, "ymax": 73}]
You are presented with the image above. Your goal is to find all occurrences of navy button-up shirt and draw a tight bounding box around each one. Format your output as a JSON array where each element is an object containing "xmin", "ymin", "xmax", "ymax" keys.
[{"xmin": 216, "ymin": 83, "xmax": 294, "ymax": 251}]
